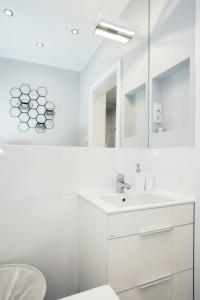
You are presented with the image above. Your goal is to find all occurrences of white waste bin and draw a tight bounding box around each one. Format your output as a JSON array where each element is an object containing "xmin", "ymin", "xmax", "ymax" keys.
[{"xmin": 0, "ymin": 264, "xmax": 46, "ymax": 300}]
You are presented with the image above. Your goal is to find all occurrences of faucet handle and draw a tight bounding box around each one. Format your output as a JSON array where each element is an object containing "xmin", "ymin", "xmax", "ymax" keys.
[{"xmin": 117, "ymin": 173, "xmax": 125, "ymax": 183}]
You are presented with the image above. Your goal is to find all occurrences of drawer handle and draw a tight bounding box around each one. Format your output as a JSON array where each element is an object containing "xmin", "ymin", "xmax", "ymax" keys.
[
  {"xmin": 139, "ymin": 275, "xmax": 173, "ymax": 290},
  {"xmin": 140, "ymin": 226, "xmax": 175, "ymax": 237}
]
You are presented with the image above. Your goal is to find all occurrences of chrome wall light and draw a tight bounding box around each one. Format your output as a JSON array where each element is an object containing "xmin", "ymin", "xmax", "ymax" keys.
[{"xmin": 94, "ymin": 19, "xmax": 135, "ymax": 44}]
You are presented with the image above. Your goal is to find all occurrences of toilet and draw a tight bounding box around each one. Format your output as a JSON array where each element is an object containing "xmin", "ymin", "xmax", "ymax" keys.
[
  {"xmin": 0, "ymin": 264, "xmax": 46, "ymax": 300},
  {"xmin": 59, "ymin": 285, "xmax": 119, "ymax": 300}
]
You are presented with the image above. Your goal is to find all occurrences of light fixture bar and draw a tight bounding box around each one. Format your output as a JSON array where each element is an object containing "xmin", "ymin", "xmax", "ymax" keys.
[
  {"xmin": 99, "ymin": 20, "xmax": 135, "ymax": 37},
  {"xmin": 94, "ymin": 19, "xmax": 135, "ymax": 44},
  {"xmin": 94, "ymin": 28, "xmax": 129, "ymax": 44}
]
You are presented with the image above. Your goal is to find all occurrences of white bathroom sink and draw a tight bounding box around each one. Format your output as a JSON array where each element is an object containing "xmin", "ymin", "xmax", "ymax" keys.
[
  {"xmin": 100, "ymin": 192, "xmax": 175, "ymax": 208},
  {"xmin": 79, "ymin": 190, "xmax": 194, "ymax": 214}
]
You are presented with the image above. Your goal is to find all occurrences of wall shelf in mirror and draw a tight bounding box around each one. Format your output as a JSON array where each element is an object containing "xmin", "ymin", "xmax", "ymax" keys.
[
  {"xmin": 122, "ymin": 83, "xmax": 148, "ymax": 148},
  {"xmin": 150, "ymin": 57, "xmax": 194, "ymax": 147}
]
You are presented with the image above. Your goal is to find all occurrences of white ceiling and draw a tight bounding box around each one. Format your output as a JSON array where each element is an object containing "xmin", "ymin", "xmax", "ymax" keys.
[{"xmin": 0, "ymin": 0, "xmax": 130, "ymax": 71}]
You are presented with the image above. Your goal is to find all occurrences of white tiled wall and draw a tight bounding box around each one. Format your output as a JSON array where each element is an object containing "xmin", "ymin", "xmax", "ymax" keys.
[
  {"xmin": 140, "ymin": 147, "xmax": 197, "ymax": 197},
  {"xmin": 0, "ymin": 145, "xmax": 198, "ymax": 300},
  {"xmin": 0, "ymin": 145, "xmax": 138, "ymax": 300}
]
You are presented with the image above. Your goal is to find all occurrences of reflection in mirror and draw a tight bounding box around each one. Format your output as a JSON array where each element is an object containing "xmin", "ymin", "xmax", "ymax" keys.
[
  {"xmin": 88, "ymin": 62, "xmax": 121, "ymax": 148},
  {"xmin": 124, "ymin": 83, "xmax": 147, "ymax": 147},
  {"xmin": 106, "ymin": 87, "xmax": 116, "ymax": 148},
  {"xmin": 0, "ymin": 0, "xmax": 149, "ymax": 147},
  {"xmin": 121, "ymin": 1, "xmax": 149, "ymax": 148},
  {"xmin": 149, "ymin": 0, "xmax": 195, "ymax": 147}
]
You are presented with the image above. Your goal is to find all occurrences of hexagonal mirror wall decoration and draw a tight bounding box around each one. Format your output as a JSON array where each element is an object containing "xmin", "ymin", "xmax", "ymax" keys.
[
  {"xmin": 37, "ymin": 87, "xmax": 47, "ymax": 97},
  {"xmin": 10, "ymin": 98, "xmax": 20, "ymax": 108},
  {"xmin": 20, "ymin": 84, "xmax": 31, "ymax": 95},
  {"xmin": 29, "ymin": 90, "xmax": 39, "ymax": 100},
  {"xmin": 9, "ymin": 84, "xmax": 55, "ymax": 133},
  {"xmin": 10, "ymin": 87, "xmax": 21, "ymax": 98}
]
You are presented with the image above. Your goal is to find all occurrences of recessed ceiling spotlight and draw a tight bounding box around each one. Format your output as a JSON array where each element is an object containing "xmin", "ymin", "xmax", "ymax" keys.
[
  {"xmin": 3, "ymin": 9, "xmax": 14, "ymax": 17},
  {"xmin": 36, "ymin": 42, "xmax": 44, "ymax": 48},
  {"xmin": 71, "ymin": 28, "xmax": 79, "ymax": 35},
  {"xmin": 94, "ymin": 19, "xmax": 136, "ymax": 44}
]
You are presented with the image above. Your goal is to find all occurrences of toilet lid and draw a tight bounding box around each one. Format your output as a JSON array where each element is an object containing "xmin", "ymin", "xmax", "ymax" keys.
[
  {"xmin": 0, "ymin": 264, "xmax": 46, "ymax": 300},
  {"xmin": 59, "ymin": 285, "xmax": 119, "ymax": 300}
]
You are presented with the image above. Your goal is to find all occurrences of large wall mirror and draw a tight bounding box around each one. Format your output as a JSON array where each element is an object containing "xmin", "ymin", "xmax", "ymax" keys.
[
  {"xmin": 149, "ymin": 0, "xmax": 195, "ymax": 148},
  {"xmin": 0, "ymin": 0, "xmax": 195, "ymax": 147}
]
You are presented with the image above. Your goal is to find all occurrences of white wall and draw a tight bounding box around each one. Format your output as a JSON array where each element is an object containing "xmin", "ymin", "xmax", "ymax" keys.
[
  {"xmin": 124, "ymin": 85, "xmax": 147, "ymax": 148},
  {"xmin": 0, "ymin": 145, "xmax": 139, "ymax": 300},
  {"xmin": 194, "ymin": 0, "xmax": 200, "ymax": 299},
  {"xmin": 0, "ymin": 57, "xmax": 80, "ymax": 146},
  {"xmin": 140, "ymin": 148, "xmax": 196, "ymax": 197},
  {"xmin": 0, "ymin": 145, "xmax": 198, "ymax": 300}
]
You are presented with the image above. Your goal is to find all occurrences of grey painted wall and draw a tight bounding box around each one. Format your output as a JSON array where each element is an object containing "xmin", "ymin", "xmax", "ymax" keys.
[{"xmin": 0, "ymin": 57, "xmax": 80, "ymax": 145}]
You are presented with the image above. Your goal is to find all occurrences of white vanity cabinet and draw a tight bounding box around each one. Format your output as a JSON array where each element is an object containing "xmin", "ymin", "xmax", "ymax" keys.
[
  {"xmin": 119, "ymin": 270, "xmax": 193, "ymax": 300},
  {"xmin": 79, "ymin": 197, "xmax": 194, "ymax": 300}
]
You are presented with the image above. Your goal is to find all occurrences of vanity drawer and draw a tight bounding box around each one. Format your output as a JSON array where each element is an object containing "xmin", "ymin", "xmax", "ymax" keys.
[
  {"xmin": 108, "ymin": 224, "xmax": 193, "ymax": 293},
  {"xmin": 118, "ymin": 269, "xmax": 193, "ymax": 300},
  {"xmin": 108, "ymin": 204, "xmax": 193, "ymax": 239}
]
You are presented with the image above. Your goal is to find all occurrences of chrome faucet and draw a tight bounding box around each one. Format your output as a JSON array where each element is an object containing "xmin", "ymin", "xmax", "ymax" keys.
[{"xmin": 116, "ymin": 174, "xmax": 131, "ymax": 193}]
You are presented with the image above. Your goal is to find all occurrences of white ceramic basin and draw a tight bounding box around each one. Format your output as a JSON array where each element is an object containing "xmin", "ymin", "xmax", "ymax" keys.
[
  {"xmin": 100, "ymin": 193, "xmax": 174, "ymax": 208},
  {"xmin": 79, "ymin": 191, "xmax": 194, "ymax": 214}
]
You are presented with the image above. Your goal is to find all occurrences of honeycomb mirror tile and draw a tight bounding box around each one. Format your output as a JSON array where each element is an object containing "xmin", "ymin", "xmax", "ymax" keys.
[{"xmin": 9, "ymin": 84, "xmax": 55, "ymax": 133}]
